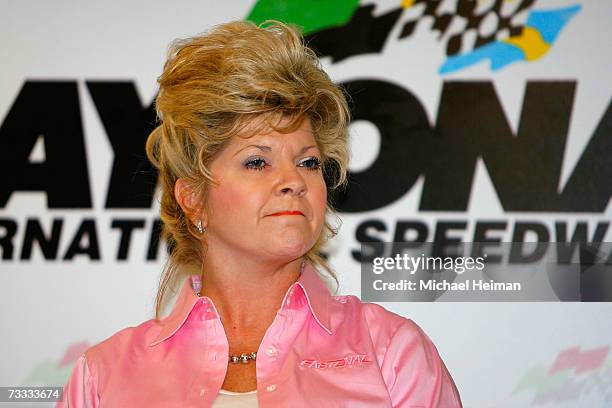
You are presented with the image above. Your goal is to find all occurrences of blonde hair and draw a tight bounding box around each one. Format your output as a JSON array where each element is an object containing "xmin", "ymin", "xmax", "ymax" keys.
[{"xmin": 146, "ymin": 20, "xmax": 351, "ymax": 320}]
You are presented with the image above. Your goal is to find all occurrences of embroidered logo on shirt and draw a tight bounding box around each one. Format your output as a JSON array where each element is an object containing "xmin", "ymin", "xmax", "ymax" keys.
[{"xmin": 299, "ymin": 354, "xmax": 372, "ymax": 369}]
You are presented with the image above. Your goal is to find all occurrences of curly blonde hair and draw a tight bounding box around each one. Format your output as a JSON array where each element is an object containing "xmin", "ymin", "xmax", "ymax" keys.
[{"xmin": 146, "ymin": 20, "xmax": 351, "ymax": 320}]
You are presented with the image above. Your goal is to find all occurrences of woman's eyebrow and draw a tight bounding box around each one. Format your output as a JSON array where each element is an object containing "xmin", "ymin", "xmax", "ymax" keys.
[
  {"xmin": 233, "ymin": 144, "xmax": 272, "ymax": 157},
  {"xmin": 298, "ymin": 145, "xmax": 318, "ymax": 154},
  {"xmin": 233, "ymin": 144, "xmax": 318, "ymax": 157}
]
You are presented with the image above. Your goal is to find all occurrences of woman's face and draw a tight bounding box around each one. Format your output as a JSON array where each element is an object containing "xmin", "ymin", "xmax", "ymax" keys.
[{"xmin": 202, "ymin": 117, "xmax": 327, "ymax": 263}]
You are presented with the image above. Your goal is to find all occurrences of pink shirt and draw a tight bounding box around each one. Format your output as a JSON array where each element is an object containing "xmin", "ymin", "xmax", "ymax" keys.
[{"xmin": 58, "ymin": 261, "xmax": 462, "ymax": 407}]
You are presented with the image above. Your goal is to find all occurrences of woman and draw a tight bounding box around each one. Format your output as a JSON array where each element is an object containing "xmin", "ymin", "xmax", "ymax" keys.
[{"xmin": 59, "ymin": 20, "xmax": 462, "ymax": 407}]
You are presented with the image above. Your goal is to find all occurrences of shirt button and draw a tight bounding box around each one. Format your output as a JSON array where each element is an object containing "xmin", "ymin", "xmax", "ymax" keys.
[
  {"xmin": 266, "ymin": 384, "xmax": 277, "ymax": 392},
  {"xmin": 266, "ymin": 346, "xmax": 278, "ymax": 356},
  {"xmin": 199, "ymin": 388, "xmax": 207, "ymax": 397}
]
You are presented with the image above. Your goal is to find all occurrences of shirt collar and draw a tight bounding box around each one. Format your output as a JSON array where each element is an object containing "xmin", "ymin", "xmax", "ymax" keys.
[{"xmin": 149, "ymin": 260, "xmax": 335, "ymax": 347}]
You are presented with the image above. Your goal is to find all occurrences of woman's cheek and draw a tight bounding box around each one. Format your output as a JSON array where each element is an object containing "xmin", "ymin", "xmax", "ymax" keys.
[
  {"xmin": 313, "ymin": 183, "xmax": 328, "ymax": 212},
  {"xmin": 208, "ymin": 182, "xmax": 246, "ymax": 220}
]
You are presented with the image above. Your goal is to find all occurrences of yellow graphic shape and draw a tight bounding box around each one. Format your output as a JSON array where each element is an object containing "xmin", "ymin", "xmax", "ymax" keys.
[
  {"xmin": 401, "ymin": 0, "xmax": 415, "ymax": 8},
  {"xmin": 503, "ymin": 27, "xmax": 551, "ymax": 61}
]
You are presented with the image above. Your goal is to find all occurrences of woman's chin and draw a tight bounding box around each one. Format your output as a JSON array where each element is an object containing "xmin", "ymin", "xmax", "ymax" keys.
[
  {"xmin": 273, "ymin": 243, "xmax": 308, "ymax": 259},
  {"xmin": 266, "ymin": 233, "xmax": 312, "ymax": 259}
]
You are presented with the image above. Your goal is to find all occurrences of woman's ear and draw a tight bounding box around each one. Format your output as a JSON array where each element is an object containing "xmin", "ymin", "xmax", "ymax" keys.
[{"xmin": 174, "ymin": 178, "xmax": 206, "ymax": 226}]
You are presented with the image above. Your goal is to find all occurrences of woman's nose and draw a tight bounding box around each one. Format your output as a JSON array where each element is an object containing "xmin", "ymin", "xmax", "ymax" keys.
[{"xmin": 277, "ymin": 164, "xmax": 307, "ymax": 197}]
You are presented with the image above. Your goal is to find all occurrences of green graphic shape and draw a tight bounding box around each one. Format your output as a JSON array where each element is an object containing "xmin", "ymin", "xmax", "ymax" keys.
[
  {"xmin": 513, "ymin": 365, "xmax": 570, "ymax": 394},
  {"xmin": 22, "ymin": 360, "xmax": 73, "ymax": 386},
  {"xmin": 246, "ymin": 0, "xmax": 359, "ymax": 35}
]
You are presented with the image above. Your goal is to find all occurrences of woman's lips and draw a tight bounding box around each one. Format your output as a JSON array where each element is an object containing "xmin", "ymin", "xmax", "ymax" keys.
[{"xmin": 269, "ymin": 210, "xmax": 304, "ymax": 216}]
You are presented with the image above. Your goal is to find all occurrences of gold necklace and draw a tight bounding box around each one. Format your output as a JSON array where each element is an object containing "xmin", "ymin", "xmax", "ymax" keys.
[{"xmin": 229, "ymin": 352, "xmax": 257, "ymax": 364}]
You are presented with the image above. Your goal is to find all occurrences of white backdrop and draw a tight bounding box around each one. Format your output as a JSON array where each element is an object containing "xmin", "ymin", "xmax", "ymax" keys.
[{"xmin": 1, "ymin": 1, "xmax": 611, "ymax": 406}]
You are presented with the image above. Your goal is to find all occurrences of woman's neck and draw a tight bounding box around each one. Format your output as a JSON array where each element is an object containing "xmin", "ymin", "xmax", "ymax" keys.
[{"xmin": 199, "ymin": 251, "xmax": 303, "ymax": 350}]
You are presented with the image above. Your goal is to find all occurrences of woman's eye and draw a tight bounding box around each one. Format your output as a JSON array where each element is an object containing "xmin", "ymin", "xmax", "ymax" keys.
[
  {"xmin": 244, "ymin": 157, "xmax": 267, "ymax": 171},
  {"xmin": 299, "ymin": 157, "xmax": 322, "ymax": 171}
]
